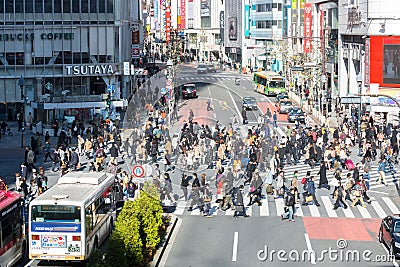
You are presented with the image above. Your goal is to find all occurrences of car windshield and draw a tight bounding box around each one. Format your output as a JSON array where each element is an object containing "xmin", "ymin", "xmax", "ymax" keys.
[
  {"xmin": 291, "ymin": 108, "xmax": 302, "ymax": 114},
  {"xmin": 244, "ymin": 98, "xmax": 255, "ymax": 103},
  {"xmin": 281, "ymin": 101, "xmax": 292, "ymax": 106},
  {"xmin": 198, "ymin": 65, "xmax": 206, "ymax": 68},
  {"xmin": 184, "ymin": 86, "xmax": 195, "ymax": 91},
  {"xmin": 394, "ymin": 221, "xmax": 400, "ymax": 233}
]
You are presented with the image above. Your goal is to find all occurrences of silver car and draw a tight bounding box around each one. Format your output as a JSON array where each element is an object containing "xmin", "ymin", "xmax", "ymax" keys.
[
  {"xmin": 279, "ymin": 100, "xmax": 293, "ymax": 114},
  {"xmin": 207, "ymin": 64, "xmax": 217, "ymax": 73},
  {"xmin": 197, "ymin": 64, "xmax": 207, "ymax": 74}
]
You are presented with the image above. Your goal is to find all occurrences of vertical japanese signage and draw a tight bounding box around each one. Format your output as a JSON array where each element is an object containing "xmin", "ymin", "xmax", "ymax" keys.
[
  {"xmin": 220, "ymin": 11, "xmax": 224, "ymax": 45},
  {"xmin": 320, "ymin": 10, "xmax": 325, "ymax": 49},
  {"xmin": 292, "ymin": 0, "xmax": 297, "ymax": 9},
  {"xmin": 132, "ymin": 23, "xmax": 140, "ymax": 45},
  {"xmin": 180, "ymin": 0, "xmax": 186, "ymax": 29},
  {"xmin": 365, "ymin": 38, "xmax": 370, "ymax": 86},
  {"xmin": 154, "ymin": 0, "xmax": 159, "ymax": 30},
  {"xmin": 304, "ymin": 3, "xmax": 312, "ymax": 53},
  {"xmin": 300, "ymin": 0, "xmax": 305, "ymax": 9},
  {"xmin": 166, "ymin": 2, "xmax": 171, "ymax": 44},
  {"xmin": 244, "ymin": 0, "xmax": 250, "ymax": 39}
]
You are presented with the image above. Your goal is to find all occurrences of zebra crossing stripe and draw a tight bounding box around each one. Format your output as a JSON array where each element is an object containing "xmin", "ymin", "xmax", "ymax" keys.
[
  {"xmin": 371, "ymin": 200, "xmax": 387, "ymax": 218},
  {"xmin": 275, "ymin": 198, "xmax": 285, "ymax": 216},
  {"xmin": 260, "ymin": 198, "xmax": 269, "ymax": 216},
  {"xmin": 225, "ymin": 208, "xmax": 235, "ymax": 216},
  {"xmin": 308, "ymin": 204, "xmax": 321, "ymax": 217},
  {"xmin": 321, "ymin": 196, "xmax": 338, "ymax": 217},
  {"xmin": 294, "ymin": 203, "xmax": 304, "ymax": 217},
  {"xmin": 382, "ymin": 197, "xmax": 400, "ymax": 214},
  {"xmin": 356, "ymin": 205, "xmax": 372, "ymax": 218},
  {"xmin": 174, "ymin": 200, "xmax": 186, "ymax": 215},
  {"xmin": 245, "ymin": 195, "xmax": 253, "ymax": 216},
  {"xmin": 191, "ymin": 208, "xmax": 201, "ymax": 216},
  {"xmin": 340, "ymin": 205, "xmax": 355, "ymax": 218}
]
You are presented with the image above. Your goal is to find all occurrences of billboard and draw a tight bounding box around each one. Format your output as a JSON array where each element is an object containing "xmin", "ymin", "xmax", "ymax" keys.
[
  {"xmin": 303, "ymin": 3, "xmax": 312, "ymax": 53},
  {"xmin": 201, "ymin": 0, "xmax": 210, "ymax": 17},
  {"xmin": 244, "ymin": 1, "xmax": 250, "ymax": 38},
  {"xmin": 180, "ymin": 0, "xmax": 186, "ymax": 29},
  {"xmin": 166, "ymin": 5, "xmax": 171, "ymax": 43},
  {"xmin": 369, "ymin": 36, "xmax": 400, "ymax": 87},
  {"xmin": 228, "ymin": 17, "xmax": 237, "ymax": 40}
]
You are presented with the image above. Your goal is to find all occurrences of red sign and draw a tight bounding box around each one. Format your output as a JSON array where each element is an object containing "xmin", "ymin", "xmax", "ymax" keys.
[
  {"xmin": 132, "ymin": 165, "xmax": 145, "ymax": 178},
  {"xmin": 166, "ymin": 6, "xmax": 171, "ymax": 44},
  {"xmin": 132, "ymin": 45, "xmax": 140, "ymax": 59},
  {"xmin": 320, "ymin": 10, "xmax": 324, "ymax": 50},
  {"xmin": 304, "ymin": 3, "xmax": 312, "ymax": 54},
  {"xmin": 180, "ymin": 0, "xmax": 186, "ymax": 29}
]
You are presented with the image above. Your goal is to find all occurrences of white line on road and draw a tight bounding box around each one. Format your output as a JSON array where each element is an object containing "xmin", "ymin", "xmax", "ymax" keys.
[
  {"xmin": 368, "ymin": 190, "xmax": 389, "ymax": 195},
  {"xmin": 382, "ymin": 197, "xmax": 400, "ymax": 214},
  {"xmin": 232, "ymin": 232, "xmax": 239, "ymax": 262},
  {"xmin": 380, "ymin": 243, "xmax": 400, "ymax": 267},
  {"xmin": 25, "ymin": 259, "xmax": 36, "ymax": 267},
  {"xmin": 304, "ymin": 234, "xmax": 316, "ymax": 265},
  {"xmin": 158, "ymin": 217, "xmax": 183, "ymax": 267},
  {"xmin": 321, "ymin": 196, "xmax": 338, "ymax": 217},
  {"xmin": 371, "ymin": 200, "xmax": 387, "ymax": 218},
  {"xmin": 228, "ymin": 90, "xmax": 242, "ymax": 122}
]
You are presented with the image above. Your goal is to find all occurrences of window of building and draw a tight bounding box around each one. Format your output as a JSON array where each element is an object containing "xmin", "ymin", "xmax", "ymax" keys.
[
  {"xmin": 63, "ymin": 0, "xmax": 70, "ymax": 13},
  {"xmin": 44, "ymin": 0, "xmax": 52, "ymax": 12},
  {"xmin": 6, "ymin": 53, "xmax": 24, "ymax": 65},
  {"xmin": 278, "ymin": 20, "xmax": 283, "ymax": 28},
  {"xmin": 5, "ymin": 1, "xmax": 13, "ymax": 13},
  {"xmin": 0, "ymin": 0, "xmax": 3, "ymax": 13},
  {"xmin": 35, "ymin": 0, "xmax": 43, "ymax": 12},
  {"xmin": 16, "ymin": 0, "xmax": 24, "ymax": 13},
  {"xmin": 72, "ymin": 0, "xmax": 79, "ymax": 13},
  {"xmin": 188, "ymin": 18, "xmax": 194, "ymax": 29},
  {"xmin": 81, "ymin": 0, "xmax": 88, "ymax": 13},
  {"xmin": 266, "ymin": 4, "xmax": 271, "ymax": 11},
  {"xmin": 272, "ymin": 20, "xmax": 277, "ymax": 26},
  {"xmin": 90, "ymin": 0, "xmax": 97, "ymax": 13},
  {"xmin": 278, "ymin": 3, "xmax": 282, "ymax": 11},
  {"xmin": 25, "ymin": 0, "xmax": 34, "ymax": 13},
  {"xmin": 272, "ymin": 3, "xmax": 277, "ymax": 9},
  {"xmin": 106, "ymin": 0, "xmax": 113, "ymax": 13},
  {"xmin": 54, "ymin": 0, "xmax": 61, "ymax": 12},
  {"xmin": 99, "ymin": 0, "xmax": 105, "ymax": 12},
  {"xmin": 201, "ymin": 17, "xmax": 211, "ymax": 28}
]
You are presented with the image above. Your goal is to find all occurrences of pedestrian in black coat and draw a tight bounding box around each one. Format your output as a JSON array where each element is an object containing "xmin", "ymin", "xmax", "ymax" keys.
[
  {"xmin": 234, "ymin": 185, "xmax": 249, "ymax": 217},
  {"xmin": 318, "ymin": 161, "xmax": 330, "ymax": 189}
]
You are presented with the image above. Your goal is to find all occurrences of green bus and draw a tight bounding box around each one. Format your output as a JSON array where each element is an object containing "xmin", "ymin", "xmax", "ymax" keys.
[{"xmin": 253, "ymin": 71, "xmax": 286, "ymax": 96}]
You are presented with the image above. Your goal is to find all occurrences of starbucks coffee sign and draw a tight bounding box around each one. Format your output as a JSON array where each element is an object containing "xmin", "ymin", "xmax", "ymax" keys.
[{"xmin": 64, "ymin": 64, "xmax": 117, "ymax": 76}]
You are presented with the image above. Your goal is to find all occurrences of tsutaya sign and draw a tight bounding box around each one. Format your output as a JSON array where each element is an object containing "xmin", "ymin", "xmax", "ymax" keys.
[{"xmin": 64, "ymin": 64, "xmax": 117, "ymax": 76}]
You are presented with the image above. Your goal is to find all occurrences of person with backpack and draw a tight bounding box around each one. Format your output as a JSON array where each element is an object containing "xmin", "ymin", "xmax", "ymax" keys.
[{"xmin": 281, "ymin": 187, "xmax": 296, "ymax": 222}]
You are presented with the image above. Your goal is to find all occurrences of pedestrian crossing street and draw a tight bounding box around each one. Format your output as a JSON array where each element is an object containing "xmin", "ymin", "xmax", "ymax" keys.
[
  {"xmin": 172, "ymin": 193, "xmax": 400, "ymax": 219},
  {"xmin": 280, "ymin": 161, "xmax": 398, "ymax": 191},
  {"xmin": 177, "ymin": 76, "xmax": 253, "ymax": 82}
]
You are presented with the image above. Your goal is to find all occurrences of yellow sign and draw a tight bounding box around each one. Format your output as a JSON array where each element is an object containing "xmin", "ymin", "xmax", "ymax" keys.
[
  {"xmin": 292, "ymin": 0, "xmax": 297, "ymax": 9},
  {"xmin": 300, "ymin": 0, "xmax": 305, "ymax": 9}
]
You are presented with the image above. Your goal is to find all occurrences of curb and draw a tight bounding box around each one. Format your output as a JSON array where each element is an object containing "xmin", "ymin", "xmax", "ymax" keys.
[{"xmin": 150, "ymin": 214, "xmax": 182, "ymax": 267}]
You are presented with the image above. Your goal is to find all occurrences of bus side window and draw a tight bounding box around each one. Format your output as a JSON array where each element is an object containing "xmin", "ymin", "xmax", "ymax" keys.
[{"xmin": 85, "ymin": 206, "xmax": 94, "ymax": 237}]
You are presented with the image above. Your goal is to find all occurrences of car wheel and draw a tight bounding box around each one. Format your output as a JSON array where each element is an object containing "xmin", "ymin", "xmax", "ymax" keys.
[{"xmin": 378, "ymin": 227, "xmax": 383, "ymax": 243}]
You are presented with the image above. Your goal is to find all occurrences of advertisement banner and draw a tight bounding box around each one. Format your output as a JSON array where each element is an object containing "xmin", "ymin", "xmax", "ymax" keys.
[
  {"xmin": 304, "ymin": 3, "xmax": 312, "ymax": 53},
  {"xmin": 365, "ymin": 37, "xmax": 370, "ymax": 86},
  {"xmin": 166, "ymin": 5, "xmax": 171, "ymax": 44},
  {"xmin": 201, "ymin": 0, "xmax": 210, "ymax": 17},
  {"xmin": 244, "ymin": 3, "xmax": 250, "ymax": 38},
  {"xmin": 228, "ymin": 17, "xmax": 237, "ymax": 40},
  {"xmin": 320, "ymin": 10, "xmax": 324, "ymax": 49},
  {"xmin": 300, "ymin": 0, "xmax": 305, "ymax": 9},
  {"xmin": 292, "ymin": 0, "xmax": 297, "ymax": 9},
  {"xmin": 220, "ymin": 11, "xmax": 224, "ymax": 45},
  {"xmin": 180, "ymin": 0, "xmax": 186, "ymax": 29}
]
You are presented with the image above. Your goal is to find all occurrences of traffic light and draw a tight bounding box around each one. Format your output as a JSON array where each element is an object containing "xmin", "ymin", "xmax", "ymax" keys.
[{"xmin": 106, "ymin": 95, "xmax": 111, "ymax": 107}]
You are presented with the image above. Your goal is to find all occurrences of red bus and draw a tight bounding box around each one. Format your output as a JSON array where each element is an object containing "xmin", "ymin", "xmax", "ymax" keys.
[{"xmin": 0, "ymin": 190, "xmax": 26, "ymax": 267}]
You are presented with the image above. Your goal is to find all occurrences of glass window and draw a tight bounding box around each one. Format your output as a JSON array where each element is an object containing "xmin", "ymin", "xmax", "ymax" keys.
[
  {"xmin": 106, "ymin": 0, "xmax": 112, "ymax": 13},
  {"xmin": 63, "ymin": 0, "xmax": 70, "ymax": 12},
  {"xmin": 5, "ymin": 1, "xmax": 13, "ymax": 12},
  {"xmin": 25, "ymin": 0, "xmax": 33, "ymax": 12},
  {"xmin": 272, "ymin": 3, "xmax": 277, "ymax": 8},
  {"xmin": 98, "ymin": 0, "xmax": 105, "ymax": 12},
  {"xmin": 54, "ymin": 0, "xmax": 61, "ymax": 12},
  {"xmin": 35, "ymin": 0, "xmax": 42, "ymax": 12},
  {"xmin": 278, "ymin": 3, "xmax": 282, "ymax": 11},
  {"xmin": 0, "ymin": 0, "xmax": 3, "ymax": 13},
  {"xmin": 16, "ymin": 0, "xmax": 24, "ymax": 12},
  {"xmin": 90, "ymin": 0, "xmax": 97, "ymax": 13},
  {"xmin": 72, "ymin": 0, "xmax": 79, "ymax": 12},
  {"xmin": 81, "ymin": 0, "xmax": 88, "ymax": 12},
  {"xmin": 44, "ymin": 0, "xmax": 52, "ymax": 12},
  {"xmin": 272, "ymin": 20, "xmax": 277, "ymax": 26},
  {"xmin": 31, "ymin": 205, "xmax": 81, "ymax": 222}
]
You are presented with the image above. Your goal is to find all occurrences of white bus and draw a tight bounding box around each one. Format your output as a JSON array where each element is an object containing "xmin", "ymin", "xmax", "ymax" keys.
[{"xmin": 28, "ymin": 172, "xmax": 117, "ymax": 261}]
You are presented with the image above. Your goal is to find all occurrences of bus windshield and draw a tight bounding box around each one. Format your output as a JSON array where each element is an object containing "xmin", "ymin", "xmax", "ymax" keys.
[{"xmin": 31, "ymin": 205, "xmax": 81, "ymax": 223}]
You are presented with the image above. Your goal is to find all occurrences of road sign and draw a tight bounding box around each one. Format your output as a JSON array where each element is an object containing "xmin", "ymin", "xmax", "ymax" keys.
[
  {"xmin": 143, "ymin": 164, "xmax": 153, "ymax": 177},
  {"xmin": 132, "ymin": 165, "xmax": 145, "ymax": 178},
  {"xmin": 161, "ymin": 87, "xmax": 167, "ymax": 95},
  {"xmin": 166, "ymin": 79, "xmax": 172, "ymax": 87},
  {"xmin": 107, "ymin": 85, "xmax": 114, "ymax": 93}
]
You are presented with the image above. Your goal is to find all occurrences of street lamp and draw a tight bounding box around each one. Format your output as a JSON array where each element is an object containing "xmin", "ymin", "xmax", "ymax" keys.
[
  {"xmin": 18, "ymin": 76, "xmax": 25, "ymax": 148},
  {"xmin": 356, "ymin": 76, "xmax": 363, "ymax": 136}
]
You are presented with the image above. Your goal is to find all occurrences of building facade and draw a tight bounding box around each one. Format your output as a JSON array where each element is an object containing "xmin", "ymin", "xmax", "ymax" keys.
[{"xmin": 0, "ymin": 0, "xmax": 134, "ymax": 123}]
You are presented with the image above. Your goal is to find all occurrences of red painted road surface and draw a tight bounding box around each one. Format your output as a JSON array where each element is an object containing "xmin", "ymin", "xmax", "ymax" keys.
[
  {"xmin": 257, "ymin": 101, "xmax": 288, "ymax": 121},
  {"xmin": 303, "ymin": 217, "xmax": 381, "ymax": 242},
  {"xmin": 177, "ymin": 98, "xmax": 215, "ymax": 126}
]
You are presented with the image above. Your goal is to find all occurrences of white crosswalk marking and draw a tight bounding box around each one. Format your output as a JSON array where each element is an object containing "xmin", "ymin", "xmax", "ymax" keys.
[
  {"xmin": 371, "ymin": 201, "xmax": 387, "ymax": 218},
  {"xmin": 382, "ymin": 197, "xmax": 400, "ymax": 214},
  {"xmin": 321, "ymin": 196, "xmax": 337, "ymax": 217},
  {"xmin": 174, "ymin": 200, "xmax": 186, "ymax": 215},
  {"xmin": 191, "ymin": 207, "xmax": 201, "ymax": 216},
  {"xmin": 356, "ymin": 205, "xmax": 372, "ymax": 218},
  {"xmin": 308, "ymin": 205, "xmax": 321, "ymax": 217},
  {"xmin": 225, "ymin": 208, "xmax": 235, "ymax": 216},
  {"xmin": 275, "ymin": 198, "xmax": 285, "ymax": 216},
  {"xmin": 260, "ymin": 198, "xmax": 269, "ymax": 216},
  {"xmin": 342, "ymin": 205, "xmax": 355, "ymax": 218},
  {"xmin": 245, "ymin": 195, "xmax": 253, "ymax": 216},
  {"xmin": 294, "ymin": 203, "xmax": 303, "ymax": 217},
  {"xmin": 211, "ymin": 201, "xmax": 219, "ymax": 216}
]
